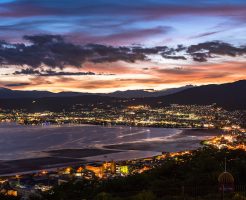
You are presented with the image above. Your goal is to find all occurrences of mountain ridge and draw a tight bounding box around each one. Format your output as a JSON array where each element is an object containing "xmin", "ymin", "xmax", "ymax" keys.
[
  {"xmin": 0, "ymin": 80, "xmax": 245, "ymax": 111},
  {"xmin": 136, "ymin": 79, "xmax": 246, "ymax": 110},
  {"xmin": 0, "ymin": 85, "xmax": 194, "ymax": 99}
]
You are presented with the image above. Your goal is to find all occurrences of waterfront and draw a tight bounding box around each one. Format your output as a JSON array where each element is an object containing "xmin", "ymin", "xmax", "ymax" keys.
[
  {"xmin": 0, "ymin": 123, "xmax": 222, "ymax": 175},
  {"xmin": 0, "ymin": 123, "xmax": 221, "ymax": 160}
]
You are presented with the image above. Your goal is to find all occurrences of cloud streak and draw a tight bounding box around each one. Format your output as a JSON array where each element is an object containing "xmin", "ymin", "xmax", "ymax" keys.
[
  {"xmin": 0, "ymin": 0, "xmax": 245, "ymax": 45},
  {"xmin": 0, "ymin": 0, "xmax": 246, "ymax": 92},
  {"xmin": 1, "ymin": 35, "xmax": 246, "ymax": 73},
  {"xmin": 13, "ymin": 68, "xmax": 115, "ymax": 76}
]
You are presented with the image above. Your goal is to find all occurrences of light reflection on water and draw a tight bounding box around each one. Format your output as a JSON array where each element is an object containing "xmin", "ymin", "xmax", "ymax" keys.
[{"xmin": 0, "ymin": 123, "xmax": 220, "ymax": 160}]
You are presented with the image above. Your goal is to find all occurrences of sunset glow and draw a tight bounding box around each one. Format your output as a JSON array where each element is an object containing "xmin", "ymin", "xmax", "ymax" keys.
[{"xmin": 0, "ymin": 0, "xmax": 246, "ymax": 92}]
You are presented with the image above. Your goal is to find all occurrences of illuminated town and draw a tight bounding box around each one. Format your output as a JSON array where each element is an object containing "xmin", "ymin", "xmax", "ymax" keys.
[
  {"xmin": 0, "ymin": 104, "xmax": 245, "ymax": 199},
  {"xmin": 1, "ymin": 104, "xmax": 246, "ymax": 129},
  {"xmin": 1, "ymin": 0, "xmax": 246, "ymax": 199},
  {"xmin": 1, "ymin": 131, "xmax": 245, "ymax": 199}
]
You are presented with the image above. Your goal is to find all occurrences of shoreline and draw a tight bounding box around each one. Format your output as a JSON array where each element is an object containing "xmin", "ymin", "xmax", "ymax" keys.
[
  {"xmin": 0, "ymin": 148, "xmax": 122, "ymax": 176},
  {"xmin": 0, "ymin": 121, "xmax": 219, "ymax": 129},
  {"xmin": 0, "ymin": 125, "xmax": 222, "ymax": 176},
  {"xmin": 0, "ymin": 150, "xmax": 161, "ymax": 177}
]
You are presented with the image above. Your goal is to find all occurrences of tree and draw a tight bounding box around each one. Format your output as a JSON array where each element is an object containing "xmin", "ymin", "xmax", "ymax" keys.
[
  {"xmin": 233, "ymin": 193, "xmax": 246, "ymax": 200},
  {"xmin": 133, "ymin": 191, "xmax": 156, "ymax": 200}
]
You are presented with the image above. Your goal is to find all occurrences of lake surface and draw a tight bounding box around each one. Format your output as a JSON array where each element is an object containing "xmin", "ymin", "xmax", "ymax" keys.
[{"xmin": 0, "ymin": 123, "xmax": 221, "ymax": 161}]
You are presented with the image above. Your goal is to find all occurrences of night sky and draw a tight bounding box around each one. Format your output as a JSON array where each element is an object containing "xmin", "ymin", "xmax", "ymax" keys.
[{"xmin": 0, "ymin": 0, "xmax": 246, "ymax": 92}]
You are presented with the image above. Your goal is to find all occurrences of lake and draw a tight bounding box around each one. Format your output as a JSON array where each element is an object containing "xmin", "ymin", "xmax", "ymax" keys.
[{"xmin": 0, "ymin": 123, "xmax": 221, "ymax": 161}]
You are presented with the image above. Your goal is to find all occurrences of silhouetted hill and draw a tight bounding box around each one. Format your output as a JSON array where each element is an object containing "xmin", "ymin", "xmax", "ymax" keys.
[
  {"xmin": 0, "ymin": 95, "xmax": 118, "ymax": 112},
  {"xmin": 0, "ymin": 85, "xmax": 193, "ymax": 99},
  {"xmin": 103, "ymin": 85, "xmax": 194, "ymax": 98},
  {"xmin": 0, "ymin": 88, "xmax": 89, "ymax": 99},
  {"xmin": 0, "ymin": 80, "xmax": 245, "ymax": 111},
  {"xmin": 137, "ymin": 80, "xmax": 246, "ymax": 110}
]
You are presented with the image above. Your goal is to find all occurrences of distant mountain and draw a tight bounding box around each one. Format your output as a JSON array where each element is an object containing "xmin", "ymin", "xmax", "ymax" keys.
[
  {"xmin": 0, "ymin": 95, "xmax": 117, "ymax": 112},
  {"xmin": 103, "ymin": 85, "xmax": 194, "ymax": 98},
  {"xmin": 0, "ymin": 85, "xmax": 194, "ymax": 99},
  {"xmin": 0, "ymin": 88, "xmax": 89, "ymax": 99},
  {"xmin": 0, "ymin": 80, "xmax": 245, "ymax": 111},
  {"xmin": 137, "ymin": 80, "xmax": 246, "ymax": 110}
]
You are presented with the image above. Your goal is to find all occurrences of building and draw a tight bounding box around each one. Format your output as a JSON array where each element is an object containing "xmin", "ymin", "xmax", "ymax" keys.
[
  {"xmin": 218, "ymin": 171, "xmax": 234, "ymax": 192},
  {"xmin": 0, "ymin": 182, "xmax": 18, "ymax": 197},
  {"xmin": 102, "ymin": 161, "xmax": 116, "ymax": 174},
  {"xmin": 218, "ymin": 158, "xmax": 234, "ymax": 193},
  {"xmin": 86, "ymin": 164, "xmax": 103, "ymax": 178},
  {"xmin": 119, "ymin": 165, "xmax": 129, "ymax": 175}
]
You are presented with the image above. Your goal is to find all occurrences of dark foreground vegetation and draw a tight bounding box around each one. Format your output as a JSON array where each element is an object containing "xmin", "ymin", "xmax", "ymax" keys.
[{"xmin": 3, "ymin": 147, "xmax": 246, "ymax": 200}]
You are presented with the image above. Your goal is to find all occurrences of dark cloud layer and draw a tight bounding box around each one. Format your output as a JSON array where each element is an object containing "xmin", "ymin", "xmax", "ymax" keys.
[
  {"xmin": 0, "ymin": 35, "xmax": 180, "ymax": 70},
  {"xmin": 0, "ymin": 35, "xmax": 87, "ymax": 68},
  {"xmin": 162, "ymin": 55, "xmax": 187, "ymax": 60},
  {"xmin": 4, "ymin": 82, "xmax": 31, "ymax": 87},
  {"xmin": 13, "ymin": 68, "xmax": 114, "ymax": 76},
  {"xmin": 1, "ymin": 35, "xmax": 246, "ymax": 74},
  {"xmin": 13, "ymin": 69, "xmax": 94, "ymax": 76},
  {"xmin": 0, "ymin": 35, "xmax": 132, "ymax": 68},
  {"xmin": 187, "ymin": 41, "xmax": 246, "ymax": 62}
]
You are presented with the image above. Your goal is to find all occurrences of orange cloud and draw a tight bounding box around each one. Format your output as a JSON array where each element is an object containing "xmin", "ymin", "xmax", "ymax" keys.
[{"xmin": 2, "ymin": 61, "xmax": 246, "ymax": 92}]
